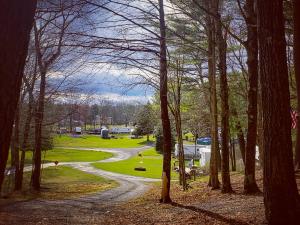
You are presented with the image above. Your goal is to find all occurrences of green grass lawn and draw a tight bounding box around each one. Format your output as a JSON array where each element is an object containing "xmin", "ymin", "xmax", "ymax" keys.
[
  {"xmin": 2, "ymin": 166, "xmax": 117, "ymax": 200},
  {"xmin": 6, "ymin": 152, "xmax": 32, "ymax": 167},
  {"xmin": 92, "ymin": 148, "xmax": 178, "ymax": 179},
  {"xmin": 38, "ymin": 166, "xmax": 117, "ymax": 199},
  {"xmin": 54, "ymin": 134, "xmax": 154, "ymax": 148},
  {"xmin": 43, "ymin": 148, "xmax": 113, "ymax": 162},
  {"xmin": 7, "ymin": 148, "xmax": 113, "ymax": 166}
]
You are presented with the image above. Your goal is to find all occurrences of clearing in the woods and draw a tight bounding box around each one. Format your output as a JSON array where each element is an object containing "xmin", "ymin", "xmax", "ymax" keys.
[
  {"xmin": 54, "ymin": 134, "xmax": 155, "ymax": 149},
  {"xmin": 92, "ymin": 147, "xmax": 178, "ymax": 179},
  {"xmin": 1, "ymin": 135, "xmax": 299, "ymax": 225}
]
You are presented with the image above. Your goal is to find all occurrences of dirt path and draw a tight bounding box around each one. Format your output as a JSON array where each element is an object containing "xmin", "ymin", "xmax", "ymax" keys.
[{"xmin": 0, "ymin": 146, "xmax": 160, "ymax": 225}]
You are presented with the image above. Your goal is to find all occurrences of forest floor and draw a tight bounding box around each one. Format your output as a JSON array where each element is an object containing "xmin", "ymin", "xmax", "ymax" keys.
[
  {"xmin": 87, "ymin": 171, "xmax": 266, "ymax": 225},
  {"xmin": 0, "ymin": 171, "xmax": 268, "ymax": 225}
]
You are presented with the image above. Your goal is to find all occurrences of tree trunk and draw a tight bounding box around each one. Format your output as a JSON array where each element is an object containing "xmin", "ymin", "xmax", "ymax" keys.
[
  {"xmin": 10, "ymin": 125, "xmax": 17, "ymax": 168},
  {"xmin": 15, "ymin": 78, "xmax": 35, "ymax": 191},
  {"xmin": 159, "ymin": 0, "xmax": 172, "ymax": 203},
  {"xmin": 257, "ymin": 79, "xmax": 264, "ymax": 168},
  {"xmin": 175, "ymin": 77, "xmax": 187, "ymax": 190},
  {"xmin": 293, "ymin": 0, "xmax": 300, "ymax": 170},
  {"xmin": 177, "ymin": 89, "xmax": 186, "ymax": 190},
  {"xmin": 257, "ymin": 0, "xmax": 300, "ymax": 223},
  {"xmin": 207, "ymin": 1, "xmax": 220, "ymax": 189},
  {"xmin": 12, "ymin": 105, "xmax": 20, "ymax": 190},
  {"xmin": 0, "ymin": 1, "xmax": 37, "ymax": 191},
  {"xmin": 214, "ymin": 0, "xmax": 232, "ymax": 193},
  {"xmin": 70, "ymin": 114, "xmax": 73, "ymax": 133},
  {"xmin": 230, "ymin": 139, "xmax": 236, "ymax": 171},
  {"xmin": 175, "ymin": 112, "xmax": 187, "ymax": 190},
  {"xmin": 31, "ymin": 71, "xmax": 46, "ymax": 191},
  {"xmin": 232, "ymin": 108, "xmax": 246, "ymax": 164},
  {"xmin": 244, "ymin": 0, "xmax": 260, "ymax": 194}
]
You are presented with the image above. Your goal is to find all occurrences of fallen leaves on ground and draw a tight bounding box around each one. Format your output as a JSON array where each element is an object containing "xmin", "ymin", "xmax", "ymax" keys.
[
  {"xmin": 0, "ymin": 171, "xmax": 269, "ymax": 225},
  {"xmin": 95, "ymin": 171, "xmax": 265, "ymax": 225}
]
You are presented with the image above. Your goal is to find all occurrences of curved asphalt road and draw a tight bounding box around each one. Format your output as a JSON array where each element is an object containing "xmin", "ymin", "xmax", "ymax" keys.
[
  {"xmin": 2, "ymin": 145, "xmax": 160, "ymax": 211},
  {"xmin": 59, "ymin": 145, "xmax": 160, "ymax": 202}
]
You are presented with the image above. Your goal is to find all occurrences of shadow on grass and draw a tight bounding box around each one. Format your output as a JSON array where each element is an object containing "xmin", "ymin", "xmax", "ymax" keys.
[{"xmin": 170, "ymin": 202, "xmax": 250, "ymax": 225}]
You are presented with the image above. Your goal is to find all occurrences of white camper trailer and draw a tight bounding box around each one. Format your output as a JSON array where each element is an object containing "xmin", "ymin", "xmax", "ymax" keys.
[
  {"xmin": 199, "ymin": 146, "xmax": 211, "ymax": 167},
  {"xmin": 110, "ymin": 127, "xmax": 132, "ymax": 134},
  {"xmin": 74, "ymin": 127, "xmax": 82, "ymax": 134},
  {"xmin": 175, "ymin": 144, "xmax": 211, "ymax": 167}
]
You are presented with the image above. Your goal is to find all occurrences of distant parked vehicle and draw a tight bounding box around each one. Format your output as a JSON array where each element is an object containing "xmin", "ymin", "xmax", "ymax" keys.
[
  {"xmin": 110, "ymin": 127, "xmax": 132, "ymax": 134},
  {"xmin": 196, "ymin": 137, "xmax": 211, "ymax": 145},
  {"xmin": 88, "ymin": 128, "xmax": 101, "ymax": 135},
  {"xmin": 74, "ymin": 127, "xmax": 82, "ymax": 134},
  {"xmin": 130, "ymin": 135, "xmax": 142, "ymax": 139},
  {"xmin": 57, "ymin": 128, "xmax": 68, "ymax": 134},
  {"xmin": 101, "ymin": 128, "xmax": 110, "ymax": 139}
]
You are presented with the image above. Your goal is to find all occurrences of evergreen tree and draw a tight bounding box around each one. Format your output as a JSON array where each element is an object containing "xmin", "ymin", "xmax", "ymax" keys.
[{"xmin": 135, "ymin": 103, "xmax": 155, "ymax": 141}]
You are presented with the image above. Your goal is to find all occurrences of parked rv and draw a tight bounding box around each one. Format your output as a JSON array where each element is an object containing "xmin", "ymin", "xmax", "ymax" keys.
[
  {"xmin": 74, "ymin": 127, "xmax": 82, "ymax": 134},
  {"xmin": 57, "ymin": 128, "xmax": 68, "ymax": 134},
  {"xmin": 175, "ymin": 144, "xmax": 211, "ymax": 167},
  {"xmin": 88, "ymin": 128, "xmax": 101, "ymax": 135},
  {"xmin": 196, "ymin": 137, "xmax": 211, "ymax": 145},
  {"xmin": 101, "ymin": 128, "xmax": 110, "ymax": 139},
  {"xmin": 110, "ymin": 127, "xmax": 132, "ymax": 134}
]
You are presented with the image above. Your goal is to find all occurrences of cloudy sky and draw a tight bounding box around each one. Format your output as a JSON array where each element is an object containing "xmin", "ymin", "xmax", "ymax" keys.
[
  {"xmin": 53, "ymin": 0, "xmax": 165, "ymax": 104},
  {"xmin": 76, "ymin": 62, "xmax": 155, "ymax": 104}
]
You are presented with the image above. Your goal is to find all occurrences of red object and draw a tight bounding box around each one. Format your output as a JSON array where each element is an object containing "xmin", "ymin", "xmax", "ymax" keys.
[{"xmin": 291, "ymin": 110, "xmax": 298, "ymax": 129}]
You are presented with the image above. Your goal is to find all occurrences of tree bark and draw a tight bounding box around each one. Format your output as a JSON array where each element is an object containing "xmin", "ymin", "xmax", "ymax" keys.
[
  {"xmin": 10, "ymin": 124, "xmax": 17, "ymax": 168},
  {"xmin": 31, "ymin": 70, "xmax": 46, "ymax": 191},
  {"xmin": 257, "ymin": 79, "xmax": 264, "ymax": 168},
  {"xmin": 159, "ymin": 0, "xmax": 172, "ymax": 203},
  {"xmin": 207, "ymin": 1, "xmax": 220, "ymax": 189},
  {"xmin": 244, "ymin": 0, "xmax": 260, "ymax": 194},
  {"xmin": 15, "ymin": 75, "xmax": 36, "ymax": 191},
  {"xmin": 257, "ymin": 0, "xmax": 300, "ymax": 223},
  {"xmin": 175, "ymin": 112, "xmax": 187, "ymax": 190},
  {"xmin": 293, "ymin": 0, "xmax": 300, "ymax": 170},
  {"xmin": 214, "ymin": 0, "xmax": 232, "ymax": 193},
  {"xmin": 70, "ymin": 114, "xmax": 74, "ymax": 133},
  {"xmin": 30, "ymin": 10, "xmax": 65, "ymax": 189},
  {"xmin": 236, "ymin": 122, "xmax": 246, "ymax": 164},
  {"xmin": 0, "ymin": 0, "xmax": 37, "ymax": 191},
  {"xmin": 12, "ymin": 105, "xmax": 20, "ymax": 190},
  {"xmin": 175, "ymin": 77, "xmax": 187, "ymax": 190},
  {"xmin": 230, "ymin": 139, "xmax": 236, "ymax": 171},
  {"xmin": 169, "ymin": 59, "xmax": 187, "ymax": 190},
  {"xmin": 232, "ymin": 108, "xmax": 246, "ymax": 164}
]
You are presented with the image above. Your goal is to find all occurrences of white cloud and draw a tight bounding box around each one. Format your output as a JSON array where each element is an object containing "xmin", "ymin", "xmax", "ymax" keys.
[
  {"xmin": 79, "ymin": 61, "xmax": 143, "ymax": 79},
  {"xmin": 55, "ymin": 92, "xmax": 152, "ymax": 105},
  {"xmin": 92, "ymin": 93, "xmax": 152, "ymax": 104}
]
